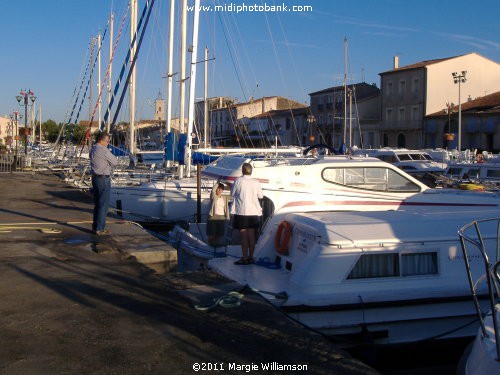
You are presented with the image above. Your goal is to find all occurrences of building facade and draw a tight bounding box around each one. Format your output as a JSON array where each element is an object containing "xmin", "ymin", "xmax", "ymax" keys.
[
  {"xmin": 199, "ymin": 96, "xmax": 306, "ymax": 147},
  {"xmin": 248, "ymin": 107, "xmax": 310, "ymax": 147},
  {"xmin": 425, "ymin": 91, "xmax": 500, "ymax": 152},
  {"xmin": 0, "ymin": 115, "xmax": 16, "ymax": 148},
  {"xmin": 309, "ymin": 82, "xmax": 381, "ymax": 149},
  {"xmin": 380, "ymin": 53, "xmax": 500, "ymax": 149},
  {"xmin": 194, "ymin": 96, "xmax": 235, "ymax": 146}
]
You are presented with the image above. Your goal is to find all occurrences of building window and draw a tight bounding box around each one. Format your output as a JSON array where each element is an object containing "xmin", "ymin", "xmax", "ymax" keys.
[
  {"xmin": 327, "ymin": 114, "xmax": 333, "ymax": 125},
  {"xmin": 398, "ymin": 107, "xmax": 405, "ymax": 121},
  {"xmin": 412, "ymin": 78, "xmax": 419, "ymax": 93},
  {"xmin": 386, "ymin": 82, "xmax": 393, "ymax": 96},
  {"xmin": 411, "ymin": 106, "xmax": 419, "ymax": 121},
  {"xmin": 399, "ymin": 80, "xmax": 406, "ymax": 94},
  {"xmin": 318, "ymin": 115, "xmax": 324, "ymax": 125},
  {"xmin": 367, "ymin": 132, "xmax": 375, "ymax": 148},
  {"xmin": 386, "ymin": 108, "xmax": 393, "ymax": 121},
  {"xmin": 397, "ymin": 133, "xmax": 406, "ymax": 147},
  {"xmin": 327, "ymin": 95, "xmax": 333, "ymax": 103},
  {"xmin": 335, "ymin": 97, "xmax": 343, "ymax": 110}
]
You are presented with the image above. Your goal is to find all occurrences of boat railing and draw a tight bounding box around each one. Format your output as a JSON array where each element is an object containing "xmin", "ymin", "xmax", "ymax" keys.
[
  {"xmin": 0, "ymin": 153, "xmax": 31, "ymax": 173},
  {"xmin": 458, "ymin": 217, "xmax": 500, "ymax": 361},
  {"xmin": 251, "ymin": 155, "xmax": 319, "ymax": 168}
]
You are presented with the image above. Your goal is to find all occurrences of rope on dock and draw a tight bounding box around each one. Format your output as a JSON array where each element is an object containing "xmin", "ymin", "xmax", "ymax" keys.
[
  {"xmin": 194, "ymin": 291, "xmax": 245, "ymax": 312},
  {"xmin": 0, "ymin": 225, "xmax": 61, "ymax": 234}
]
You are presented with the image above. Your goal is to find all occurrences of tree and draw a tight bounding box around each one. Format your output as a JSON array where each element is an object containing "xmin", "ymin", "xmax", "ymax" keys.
[
  {"xmin": 42, "ymin": 120, "xmax": 60, "ymax": 142},
  {"xmin": 71, "ymin": 124, "xmax": 88, "ymax": 144}
]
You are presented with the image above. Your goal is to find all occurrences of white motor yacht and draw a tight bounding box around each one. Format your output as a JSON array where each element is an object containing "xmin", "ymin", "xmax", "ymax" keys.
[
  {"xmin": 208, "ymin": 209, "xmax": 500, "ymax": 346},
  {"xmin": 112, "ymin": 153, "xmax": 499, "ymax": 223}
]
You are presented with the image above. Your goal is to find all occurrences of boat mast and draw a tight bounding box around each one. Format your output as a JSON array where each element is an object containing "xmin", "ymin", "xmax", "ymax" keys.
[
  {"xmin": 89, "ymin": 37, "xmax": 95, "ymax": 125},
  {"xmin": 178, "ymin": 0, "xmax": 187, "ymax": 179},
  {"xmin": 343, "ymin": 37, "xmax": 347, "ymax": 150},
  {"xmin": 129, "ymin": 0, "xmax": 138, "ymax": 154},
  {"xmin": 185, "ymin": 0, "xmax": 201, "ymax": 178},
  {"xmin": 107, "ymin": 11, "xmax": 114, "ymax": 133},
  {"xmin": 97, "ymin": 30, "xmax": 102, "ymax": 129},
  {"xmin": 349, "ymin": 88, "xmax": 352, "ymax": 148},
  {"xmin": 39, "ymin": 105, "xmax": 42, "ymax": 145},
  {"xmin": 204, "ymin": 47, "xmax": 209, "ymax": 148},
  {"xmin": 166, "ymin": 0, "xmax": 175, "ymax": 135}
]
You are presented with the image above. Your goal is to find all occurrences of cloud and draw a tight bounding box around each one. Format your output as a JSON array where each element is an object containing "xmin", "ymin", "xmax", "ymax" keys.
[
  {"xmin": 316, "ymin": 12, "xmax": 419, "ymax": 33},
  {"xmin": 255, "ymin": 39, "xmax": 323, "ymax": 49},
  {"xmin": 362, "ymin": 31, "xmax": 407, "ymax": 38},
  {"xmin": 434, "ymin": 32, "xmax": 500, "ymax": 51}
]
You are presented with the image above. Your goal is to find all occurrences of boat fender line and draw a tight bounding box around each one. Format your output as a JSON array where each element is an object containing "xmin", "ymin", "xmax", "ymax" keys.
[
  {"xmin": 240, "ymin": 284, "xmax": 288, "ymax": 301},
  {"xmin": 275, "ymin": 220, "xmax": 292, "ymax": 255},
  {"xmin": 194, "ymin": 291, "xmax": 245, "ymax": 312}
]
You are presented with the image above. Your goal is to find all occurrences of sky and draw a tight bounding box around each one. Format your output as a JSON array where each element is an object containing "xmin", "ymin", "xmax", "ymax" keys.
[{"xmin": 1, "ymin": 0, "xmax": 499, "ymax": 125}]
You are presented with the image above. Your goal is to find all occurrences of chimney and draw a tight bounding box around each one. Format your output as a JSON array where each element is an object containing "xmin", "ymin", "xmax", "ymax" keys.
[{"xmin": 393, "ymin": 55, "xmax": 399, "ymax": 69}]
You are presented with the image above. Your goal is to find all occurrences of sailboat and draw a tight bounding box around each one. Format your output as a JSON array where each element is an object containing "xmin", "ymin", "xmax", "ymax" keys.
[{"xmin": 109, "ymin": 0, "xmax": 303, "ymax": 223}]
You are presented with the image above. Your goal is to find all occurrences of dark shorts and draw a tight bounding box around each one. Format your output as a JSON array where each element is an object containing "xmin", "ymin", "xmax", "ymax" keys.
[
  {"xmin": 207, "ymin": 215, "xmax": 226, "ymax": 237},
  {"xmin": 232, "ymin": 215, "xmax": 261, "ymax": 230}
]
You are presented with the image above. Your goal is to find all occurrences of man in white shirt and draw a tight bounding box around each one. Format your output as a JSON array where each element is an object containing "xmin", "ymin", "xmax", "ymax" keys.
[{"xmin": 230, "ymin": 163, "xmax": 263, "ymax": 265}]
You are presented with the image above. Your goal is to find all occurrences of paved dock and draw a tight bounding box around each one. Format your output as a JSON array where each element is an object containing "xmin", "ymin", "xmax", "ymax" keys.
[{"xmin": 0, "ymin": 172, "xmax": 379, "ymax": 375}]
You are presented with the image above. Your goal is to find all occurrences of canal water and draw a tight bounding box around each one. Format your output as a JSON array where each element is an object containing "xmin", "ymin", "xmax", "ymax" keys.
[{"xmin": 346, "ymin": 337, "xmax": 471, "ymax": 374}]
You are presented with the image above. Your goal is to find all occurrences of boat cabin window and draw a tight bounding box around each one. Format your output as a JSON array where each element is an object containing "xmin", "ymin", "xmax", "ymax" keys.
[
  {"xmin": 467, "ymin": 168, "xmax": 480, "ymax": 179},
  {"xmin": 377, "ymin": 155, "xmax": 398, "ymax": 163},
  {"xmin": 401, "ymin": 252, "xmax": 438, "ymax": 276},
  {"xmin": 486, "ymin": 169, "xmax": 500, "ymax": 178},
  {"xmin": 347, "ymin": 253, "xmax": 399, "ymax": 279},
  {"xmin": 322, "ymin": 167, "xmax": 421, "ymax": 192},
  {"xmin": 445, "ymin": 167, "xmax": 463, "ymax": 178},
  {"xmin": 347, "ymin": 252, "xmax": 438, "ymax": 279}
]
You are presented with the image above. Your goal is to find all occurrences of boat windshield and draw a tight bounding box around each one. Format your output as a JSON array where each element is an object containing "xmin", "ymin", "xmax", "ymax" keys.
[
  {"xmin": 408, "ymin": 153, "xmax": 432, "ymax": 161},
  {"xmin": 397, "ymin": 154, "xmax": 412, "ymax": 161},
  {"xmin": 322, "ymin": 166, "xmax": 421, "ymax": 192}
]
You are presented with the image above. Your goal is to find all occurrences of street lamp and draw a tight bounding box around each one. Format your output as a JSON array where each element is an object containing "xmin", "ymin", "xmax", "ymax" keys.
[
  {"xmin": 9, "ymin": 111, "xmax": 20, "ymax": 170},
  {"xmin": 307, "ymin": 114, "xmax": 316, "ymax": 143},
  {"xmin": 16, "ymin": 89, "xmax": 37, "ymax": 155},
  {"xmin": 451, "ymin": 71, "xmax": 467, "ymax": 152}
]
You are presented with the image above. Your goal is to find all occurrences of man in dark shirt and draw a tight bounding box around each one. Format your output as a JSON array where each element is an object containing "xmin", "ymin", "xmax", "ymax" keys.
[{"xmin": 89, "ymin": 132, "xmax": 118, "ymax": 235}]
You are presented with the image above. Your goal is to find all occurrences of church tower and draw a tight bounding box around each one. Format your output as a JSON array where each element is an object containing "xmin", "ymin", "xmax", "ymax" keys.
[{"xmin": 154, "ymin": 91, "xmax": 164, "ymax": 121}]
